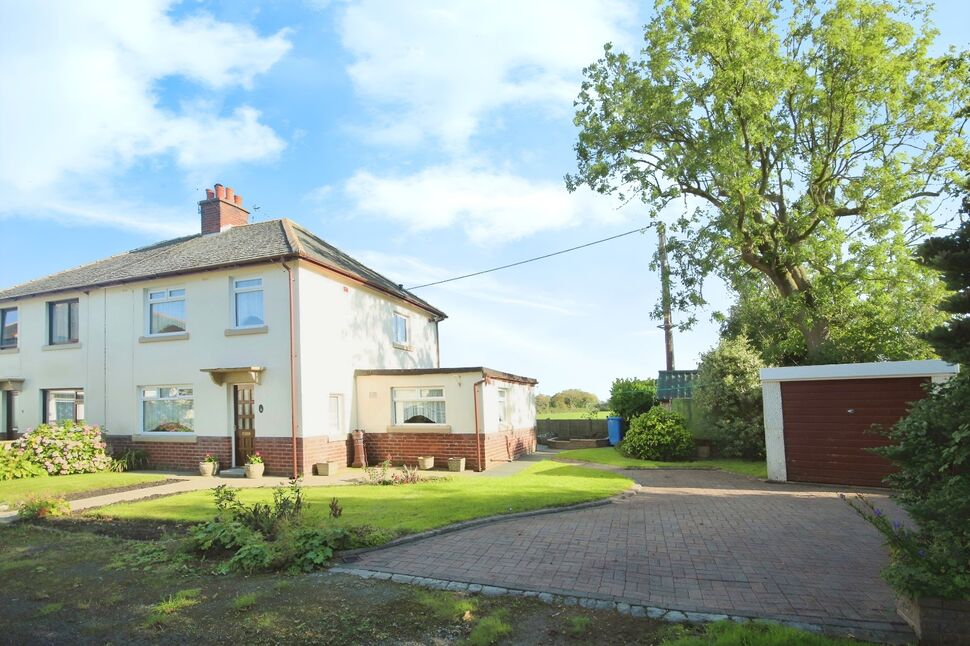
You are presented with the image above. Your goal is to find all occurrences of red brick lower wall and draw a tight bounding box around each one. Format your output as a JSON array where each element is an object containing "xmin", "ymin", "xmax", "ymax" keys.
[
  {"xmin": 105, "ymin": 435, "xmax": 232, "ymax": 472},
  {"xmin": 104, "ymin": 434, "xmax": 352, "ymax": 476},
  {"xmin": 103, "ymin": 428, "xmax": 535, "ymax": 475},
  {"xmin": 363, "ymin": 427, "xmax": 536, "ymax": 472}
]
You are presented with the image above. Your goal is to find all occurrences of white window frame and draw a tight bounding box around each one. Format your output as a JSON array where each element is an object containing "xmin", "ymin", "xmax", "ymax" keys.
[
  {"xmin": 139, "ymin": 385, "xmax": 195, "ymax": 434},
  {"xmin": 392, "ymin": 386, "xmax": 446, "ymax": 425},
  {"xmin": 497, "ymin": 386, "xmax": 512, "ymax": 427},
  {"xmin": 328, "ymin": 393, "xmax": 343, "ymax": 434},
  {"xmin": 232, "ymin": 277, "xmax": 265, "ymax": 329},
  {"xmin": 44, "ymin": 389, "xmax": 84, "ymax": 424},
  {"xmin": 392, "ymin": 312, "xmax": 410, "ymax": 348},
  {"xmin": 145, "ymin": 288, "xmax": 187, "ymax": 336}
]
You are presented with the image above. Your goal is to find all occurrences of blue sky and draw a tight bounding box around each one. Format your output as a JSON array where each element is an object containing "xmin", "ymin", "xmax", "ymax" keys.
[{"xmin": 1, "ymin": 1, "xmax": 967, "ymax": 399}]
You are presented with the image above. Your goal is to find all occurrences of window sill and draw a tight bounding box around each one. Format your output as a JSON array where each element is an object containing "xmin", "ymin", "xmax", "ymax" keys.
[
  {"xmin": 225, "ymin": 325, "xmax": 268, "ymax": 337},
  {"xmin": 139, "ymin": 333, "xmax": 189, "ymax": 343},
  {"xmin": 42, "ymin": 342, "xmax": 81, "ymax": 351},
  {"xmin": 392, "ymin": 343, "xmax": 413, "ymax": 352},
  {"xmin": 0, "ymin": 347, "xmax": 18, "ymax": 354},
  {"xmin": 133, "ymin": 433, "xmax": 197, "ymax": 443},
  {"xmin": 387, "ymin": 424, "xmax": 452, "ymax": 434}
]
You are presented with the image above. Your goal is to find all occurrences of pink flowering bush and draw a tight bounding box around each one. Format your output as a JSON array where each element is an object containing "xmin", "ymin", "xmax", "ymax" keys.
[{"xmin": 11, "ymin": 421, "xmax": 113, "ymax": 476}]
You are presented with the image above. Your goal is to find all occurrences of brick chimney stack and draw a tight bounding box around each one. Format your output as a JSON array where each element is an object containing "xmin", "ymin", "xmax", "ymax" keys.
[{"xmin": 199, "ymin": 183, "xmax": 249, "ymax": 234}]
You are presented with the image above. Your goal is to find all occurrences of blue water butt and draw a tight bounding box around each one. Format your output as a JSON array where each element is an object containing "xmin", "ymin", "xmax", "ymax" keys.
[{"xmin": 607, "ymin": 416, "xmax": 624, "ymax": 446}]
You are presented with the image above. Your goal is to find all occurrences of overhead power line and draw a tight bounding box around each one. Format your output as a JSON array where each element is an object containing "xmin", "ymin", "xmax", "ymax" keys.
[{"xmin": 406, "ymin": 225, "xmax": 651, "ymax": 290}]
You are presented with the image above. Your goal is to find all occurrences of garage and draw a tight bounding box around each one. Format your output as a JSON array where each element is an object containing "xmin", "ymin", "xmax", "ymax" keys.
[{"xmin": 761, "ymin": 360, "xmax": 958, "ymax": 487}]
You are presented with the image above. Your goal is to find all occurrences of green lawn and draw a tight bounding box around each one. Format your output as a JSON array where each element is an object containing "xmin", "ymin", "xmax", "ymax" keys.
[
  {"xmin": 0, "ymin": 472, "xmax": 168, "ymax": 506},
  {"xmin": 555, "ymin": 447, "xmax": 767, "ymax": 479},
  {"xmin": 93, "ymin": 461, "xmax": 633, "ymax": 542},
  {"xmin": 537, "ymin": 410, "xmax": 611, "ymax": 420}
]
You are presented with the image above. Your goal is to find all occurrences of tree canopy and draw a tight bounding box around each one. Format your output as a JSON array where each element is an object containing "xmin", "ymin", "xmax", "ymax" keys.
[{"xmin": 568, "ymin": 0, "xmax": 968, "ymax": 359}]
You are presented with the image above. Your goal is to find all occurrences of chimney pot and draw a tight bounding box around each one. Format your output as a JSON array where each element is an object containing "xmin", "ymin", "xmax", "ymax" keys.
[
  {"xmin": 215, "ymin": 184, "xmax": 226, "ymax": 200},
  {"xmin": 225, "ymin": 186, "xmax": 235, "ymax": 202},
  {"xmin": 233, "ymin": 194, "xmax": 243, "ymax": 206},
  {"xmin": 205, "ymin": 188, "xmax": 215, "ymax": 199}
]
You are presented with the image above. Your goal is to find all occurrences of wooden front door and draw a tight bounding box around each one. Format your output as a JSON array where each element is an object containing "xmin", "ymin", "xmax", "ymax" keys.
[{"xmin": 234, "ymin": 385, "xmax": 256, "ymax": 466}]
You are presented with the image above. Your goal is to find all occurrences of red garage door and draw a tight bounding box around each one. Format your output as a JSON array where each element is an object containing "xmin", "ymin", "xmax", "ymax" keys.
[{"xmin": 781, "ymin": 377, "xmax": 929, "ymax": 487}]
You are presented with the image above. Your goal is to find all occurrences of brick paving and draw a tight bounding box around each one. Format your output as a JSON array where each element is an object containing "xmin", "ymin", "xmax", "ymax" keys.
[{"xmin": 349, "ymin": 469, "xmax": 912, "ymax": 639}]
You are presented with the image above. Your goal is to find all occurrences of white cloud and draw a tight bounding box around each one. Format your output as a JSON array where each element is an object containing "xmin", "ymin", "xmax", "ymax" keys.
[
  {"xmin": 336, "ymin": 0, "xmax": 636, "ymax": 149},
  {"xmin": 341, "ymin": 163, "xmax": 630, "ymax": 244},
  {"xmin": 0, "ymin": 1, "xmax": 290, "ymax": 200}
]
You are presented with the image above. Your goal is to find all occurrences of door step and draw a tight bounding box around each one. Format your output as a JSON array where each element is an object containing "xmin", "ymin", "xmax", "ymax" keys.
[{"xmin": 219, "ymin": 467, "xmax": 246, "ymax": 478}]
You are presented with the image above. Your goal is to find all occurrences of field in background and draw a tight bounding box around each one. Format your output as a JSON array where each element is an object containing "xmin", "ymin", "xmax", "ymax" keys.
[{"xmin": 536, "ymin": 410, "xmax": 611, "ymax": 420}]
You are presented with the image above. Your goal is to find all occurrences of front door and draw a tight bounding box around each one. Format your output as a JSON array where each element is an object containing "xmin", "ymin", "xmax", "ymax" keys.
[{"xmin": 234, "ymin": 384, "xmax": 256, "ymax": 466}]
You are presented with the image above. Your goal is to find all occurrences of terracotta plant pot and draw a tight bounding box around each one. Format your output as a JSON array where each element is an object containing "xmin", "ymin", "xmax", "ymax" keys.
[
  {"xmin": 199, "ymin": 461, "xmax": 217, "ymax": 477},
  {"xmin": 447, "ymin": 457, "xmax": 466, "ymax": 472},
  {"xmin": 315, "ymin": 461, "xmax": 340, "ymax": 476},
  {"xmin": 244, "ymin": 463, "xmax": 265, "ymax": 479},
  {"xmin": 417, "ymin": 456, "xmax": 435, "ymax": 470}
]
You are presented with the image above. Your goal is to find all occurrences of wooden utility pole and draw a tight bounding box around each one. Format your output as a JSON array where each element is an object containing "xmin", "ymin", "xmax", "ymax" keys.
[{"xmin": 658, "ymin": 223, "xmax": 675, "ymax": 371}]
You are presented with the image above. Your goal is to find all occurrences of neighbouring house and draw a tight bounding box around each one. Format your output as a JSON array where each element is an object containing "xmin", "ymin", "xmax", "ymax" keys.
[
  {"xmin": 761, "ymin": 360, "xmax": 958, "ymax": 487},
  {"xmin": 0, "ymin": 184, "xmax": 537, "ymax": 475}
]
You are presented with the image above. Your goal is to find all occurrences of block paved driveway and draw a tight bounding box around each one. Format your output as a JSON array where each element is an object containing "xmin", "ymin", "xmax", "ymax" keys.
[{"xmin": 348, "ymin": 467, "xmax": 911, "ymax": 640}]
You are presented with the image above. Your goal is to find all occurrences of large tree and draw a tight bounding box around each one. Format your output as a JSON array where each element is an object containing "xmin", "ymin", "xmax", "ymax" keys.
[{"xmin": 568, "ymin": 0, "xmax": 968, "ymax": 358}]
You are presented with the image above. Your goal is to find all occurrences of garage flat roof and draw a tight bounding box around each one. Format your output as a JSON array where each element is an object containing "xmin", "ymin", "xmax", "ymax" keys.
[
  {"xmin": 355, "ymin": 367, "xmax": 537, "ymax": 385},
  {"xmin": 760, "ymin": 359, "xmax": 959, "ymax": 382}
]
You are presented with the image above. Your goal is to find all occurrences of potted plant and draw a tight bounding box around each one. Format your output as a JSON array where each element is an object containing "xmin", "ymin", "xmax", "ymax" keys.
[
  {"xmin": 244, "ymin": 452, "xmax": 264, "ymax": 478},
  {"xmin": 417, "ymin": 455, "xmax": 435, "ymax": 470},
  {"xmin": 447, "ymin": 457, "xmax": 465, "ymax": 472},
  {"xmin": 199, "ymin": 453, "xmax": 219, "ymax": 476}
]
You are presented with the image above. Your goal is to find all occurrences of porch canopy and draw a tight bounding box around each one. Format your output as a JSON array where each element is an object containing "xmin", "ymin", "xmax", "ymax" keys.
[
  {"xmin": 0, "ymin": 378, "xmax": 24, "ymax": 391},
  {"xmin": 200, "ymin": 367, "xmax": 265, "ymax": 386}
]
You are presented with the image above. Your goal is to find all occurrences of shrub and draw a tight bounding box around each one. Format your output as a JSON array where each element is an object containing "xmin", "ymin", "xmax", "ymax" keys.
[
  {"xmin": 845, "ymin": 372, "xmax": 970, "ymax": 600},
  {"xmin": 363, "ymin": 459, "xmax": 424, "ymax": 486},
  {"xmin": 17, "ymin": 495, "xmax": 70, "ymax": 519},
  {"xmin": 110, "ymin": 448, "xmax": 149, "ymax": 472},
  {"xmin": 189, "ymin": 479, "xmax": 349, "ymax": 574},
  {"xmin": 608, "ymin": 378, "xmax": 657, "ymax": 420},
  {"xmin": 12, "ymin": 421, "xmax": 113, "ymax": 475},
  {"xmin": 694, "ymin": 337, "xmax": 766, "ymax": 459},
  {"xmin": 619, "ymin": 407, "xmax": 693, "ymax": 461},
  {"xmin": 0, "ymin": 447, "xmax": 47, "ymax": 480}
]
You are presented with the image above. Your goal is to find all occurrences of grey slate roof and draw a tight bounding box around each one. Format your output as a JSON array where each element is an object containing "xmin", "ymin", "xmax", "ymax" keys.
[
  {"xmin": 0, "ymin": 219, "xmax": 446, "ymax": 318},
  {"xmin": 656, "ymin": 369, "xmax": 698, "ymax": 400}
]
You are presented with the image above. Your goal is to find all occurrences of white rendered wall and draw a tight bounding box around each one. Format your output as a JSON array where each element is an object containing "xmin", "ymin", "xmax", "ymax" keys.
[
  {"xmin": 481, "ymin": 379, "xmax": 536, "ymax": 434},
  {"xmin": 0, "ymin": 265, "xmax": 293, "ymax": 441},
  {"xmin": 295, "ymin": 261, "xmax": 440, "ymax": 440},
  {"xmin": 354, "ymin": 372, "xmax": 477, "ymax": 435},
  {"xmin": 761, "ymin": 381, "xmax": 786, "ymax": 482}
]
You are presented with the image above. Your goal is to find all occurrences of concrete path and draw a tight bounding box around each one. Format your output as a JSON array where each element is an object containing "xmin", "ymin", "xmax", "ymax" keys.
[{"xmin": 344, "ymin": 468, "xmax": 913, "ymax": 643}]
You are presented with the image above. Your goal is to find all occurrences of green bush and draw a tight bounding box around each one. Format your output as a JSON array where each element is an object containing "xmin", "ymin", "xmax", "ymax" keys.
[
  {"xmin": 619, "ymin": 407, "xmax": 693, "ymax": 461},
  {"xmin": 11, "ymin": 421, "xmax": 113, "ymax": 475},
  {"xmin": 189, "ymin": 479, "xmax": 349, "ymax": 574},
  {"xmin": 694, "ymin": 337, "xmax": 765, "ymax": 459},
  {"xmin": 608, "ymin": 377, "xmax": 657, "ymax": 420},
  {"xmin": 17, "ymin": 495, "xmax": 70, "ymax": 519},
  {"xmin": 846, "ymin": 372, "xmax": 970, "ymax": 599},
  {"xmin": 0, "ymin": 447, "xmax": 47, "ymax": 480}
]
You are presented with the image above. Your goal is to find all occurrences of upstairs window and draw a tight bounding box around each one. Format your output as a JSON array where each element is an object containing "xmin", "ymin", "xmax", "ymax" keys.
[
  {"xmin": 147, "ymin": 288, "xmax": 186, "ymax": 335},
  {"xmin": 393, "ymin": 387, "xmax": 445, "ymax": 424},
  {"xmin": 48, "ymin": 299, "xmax": 79, "ymax": 345},
  {"xmin": 44, "ymin": 389, "xmax": 84, "ymax": 424},
  {"xmin": 0, "ymin": 307, "xmax": 17, "ymax": 348},
  {"xmin": 233, "ymin": 278, "xmax": 264, "ymax": 328},
  {"xmin": 141, "ymin": 386, "xmax": 195, "ymax": 433},
  {"xmin": 392, "ymin": 312, "xmax": 410, "ymax": 347}
]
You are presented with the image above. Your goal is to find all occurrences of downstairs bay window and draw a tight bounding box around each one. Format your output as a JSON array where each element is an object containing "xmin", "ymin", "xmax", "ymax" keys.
[
  {"xmin": 392, "ymin": 387, "xmax": 446, "ymax": 424},
  {"xmin": 141, "ymin": 386, "xmax": 195, "ymax": 433}
]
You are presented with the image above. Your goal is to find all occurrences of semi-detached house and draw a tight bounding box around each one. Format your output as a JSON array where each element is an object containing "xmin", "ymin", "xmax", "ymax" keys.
[{"xmin": 0, "ymin": 184, "xmax": 537, "ymax": 475}]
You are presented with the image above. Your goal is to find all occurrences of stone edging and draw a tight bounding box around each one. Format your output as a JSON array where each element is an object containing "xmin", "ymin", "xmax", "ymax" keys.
[
  {"xmin": 327, "ymin": 567, "xmax": 914, "ymax": 644},
  {"xmin": 335, "ymin": 484, "xmax": 641, "ymax": 561}
]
